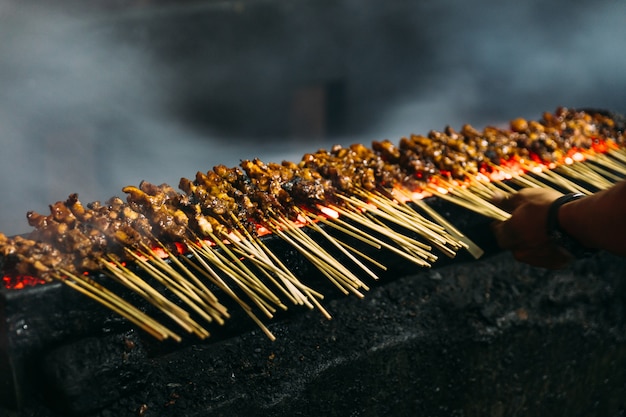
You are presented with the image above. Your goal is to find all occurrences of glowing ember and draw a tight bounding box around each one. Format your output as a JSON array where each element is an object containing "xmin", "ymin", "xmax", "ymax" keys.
[
  {"xmin": 151, "ymin": 247, "xmax": 168, "ymax": 259},
  {"xmin": 318, "ymin": 205, "xmax": 340, "ymax": 219},
  {"xmin": 1, "ymin": 130, "xmax": 622, "ymax": 293},
  {"xmin": 488, "ymin": 170, "xmax": 512, "ymax": 182},
  {"xmin": 174, "ymin": 241, "xmax": 186, "ymax": 254},
  {"xmin": 226, "ymin": 231, "xmax": 242, "ymax": 243},
  {"xmin": 411, "ymin": 191, "xmax": 430, "ymax": 200},
  {"xmin": 2, "ymin": 275, "xmax": 47, "ymax": 290},
  {"xmin": 390, "ymin": 189, "xmax": 411, "ymax": 204},
  {"xmin": 475, "ymin": 173, "xmax": 491, "ymax": 182},
  {"xmin": 256, "ymin": 225, "xmax": 272, "ymax": 236},
  {"xmin": 296, "ymin": 213, "xmax": 308, "ymax": 225},
  {"xmin": 591, "ymin": 138, "xmax": 611, "ymax": 153}
]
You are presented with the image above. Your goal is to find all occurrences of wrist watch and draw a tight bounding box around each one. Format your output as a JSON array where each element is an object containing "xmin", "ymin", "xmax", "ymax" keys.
[{"xmin": 546, "ymin": 192, "xmax": 597, "ymax": 258}]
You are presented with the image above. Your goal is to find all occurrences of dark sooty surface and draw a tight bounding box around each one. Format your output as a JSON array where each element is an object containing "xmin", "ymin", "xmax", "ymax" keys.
[{"xmin": 10, "ymin": 251, "xmax": 626, "ymax": 417}]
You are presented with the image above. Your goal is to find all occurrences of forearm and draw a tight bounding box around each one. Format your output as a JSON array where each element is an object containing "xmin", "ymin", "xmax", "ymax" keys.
[{"xmin": 559, "ymin": 180, "xmax": 626, "ymax": 256}]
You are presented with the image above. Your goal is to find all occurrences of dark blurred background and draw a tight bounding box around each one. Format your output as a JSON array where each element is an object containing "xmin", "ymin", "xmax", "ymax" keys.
[{"xmin": 1, "ymin": 0, "xmax": 625, "ymax": 235}]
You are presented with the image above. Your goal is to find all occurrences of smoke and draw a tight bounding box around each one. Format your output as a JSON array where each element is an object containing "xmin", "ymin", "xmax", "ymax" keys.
[
  {"xmin": 370, "ymin": 0, "xmax": 626, "ymax": 138},
  {"xmin": 0, "ymin": 0, "xmax": 624, "ymax": 236},
  {"xmin": 0, "ymin": 4, "xmax": 265, "ymax": 235}
]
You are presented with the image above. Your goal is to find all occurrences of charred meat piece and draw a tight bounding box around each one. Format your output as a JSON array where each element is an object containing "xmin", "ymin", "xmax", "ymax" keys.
[{"xmin": 2, "ymin": 108, "xmax": 624, "ymax": 280}]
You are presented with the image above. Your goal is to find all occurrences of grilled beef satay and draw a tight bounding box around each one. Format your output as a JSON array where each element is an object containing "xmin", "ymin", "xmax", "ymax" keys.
[
  {"xmin": 24, "ymin": 194, "xmax": 156, "ymax": 273},
  {"xmin": 123, "ymin": 181, "xmax": 189, "ymax": 245},
  {"xmin": 0, "ymin": 232, "xmax": 69, "ymax": 278},
  {"xmin": 2, "ymin": 107, "xmax": 624, "ymax": 282},
  {"xmin": 239, "ymin": 158, "xmax": 339, "ymax": 222},
  {"xmin": 179, "ymin": 165, "xmax": 257, "ymax": 237},
  {"xmin": 280, "ymin": 160, "xmax": 338, "ymax": 207}
]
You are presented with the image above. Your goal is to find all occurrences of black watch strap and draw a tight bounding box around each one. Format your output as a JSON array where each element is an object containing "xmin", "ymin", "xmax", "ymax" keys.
[{"xmin": 546, "ymin": 192, "xmax": 597, "ymax": 258}]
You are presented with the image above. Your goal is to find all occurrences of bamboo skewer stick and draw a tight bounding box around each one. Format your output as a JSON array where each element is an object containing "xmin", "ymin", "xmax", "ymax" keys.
[
  {"xmin": 52, "ymin": 269, "xmax": 179, "ymax": 341},
  {"xmin": 405, "ymin": 194, "xmax": 485, "ymax": 259},
  {"xmin": 102, "ymin": 257, "xmax": 209, "ymax": 338},
  {"xmin": 183, "ymin": 244, "xmax": 276, "ymax": 341},
  {"xmin": 282, "ymin": 217, "xmax": 372, "ymax": 294},
  {"xmin": 509, "ymin": 174, "xmax": 545, "ymax": 190},
  {"xmin": 581, "ymin": 161, "xmax": 625, "ymax": 184},
  {"xmin": 297, "ymin": 208, "xmax": 381, "ymax": 281},
  {"xmin": 312, "ymin": 211, "xmax": 383, "ymax": 250},
  {"xmin": 335, "ymin": 196, "xmax": 434, "ymax": 251},
  {"xmin": 490, "ymin": 179, "xmax": 518, "ymax": 194},
  {"xmin": 225, "ymin": 239, "xmax": 303, "ymax": 306},
  {"xmin": 361, "ymin": 210, "xmax": 439, "ymax": 262},
  {"xmin": 102, "ymin": 260, "xmax": 196, "ymax": 335},
  {"xmin": 356, "ymin": 189, "xmax": 463, "ymax": 254},
  {"xmin": 335, "ymin": 239, "xmax": 388, "ymax": 271},
  {"xmin": 340, "ymin": 207, "xmax": 433, "ymax": 265},
  {"xmin": 191, "ymin": 239, "xmax": 280, "ymax": 319},
  {"xmin": 207, "ymin": 232, "xmax": 287, "ymax": 311},
  {"xmin": 191, "ymin": 244, "xmax": 278, "ymax": 320},
  {"xmin": 149, "ymin": 241, "xmax": 230, "ymax": 323},
  {"xmin": 486, "ymin": 162, "xmax": 548, "ymax": 190},
  {"xmin": 269, "ymin": 226, "xmax": 352, "ymax": 297},
  {"xmin": 126, "ymin": 248, "xmax": 223, "ymax": 331},
  {"xmin": 269, "ymin": 216, "xmax": 369, "ymax": 297},
  {"xmin": 588, "ymin": 153, "xmax": 626, "ymax": 176},
  {"xmin": 519, "ymin": 163, "xmax": 593, "ymax": 195},
  {"xmin": 226, "ymin": 216, "xmax": 324, "ymax": 309},
  {"xmin": 225, "ymin": 231, "xmax": 329, "ymax": 315},
  {"xmin": 544, "ymin": 168, "xmax": 596, "ymax": 193},
  {"xmin": 304, "ymin": 210, "xmax": 388, "ymax": 270},
  {"xmin": 427, "ymin": 183, "xmax": 511, "ymax": 221},
  {"xmin": 348, "ymin": 192, "xmax": 452, "ymax": 240},
  {"xmin": 230, "ymin": 248, "xmax": 314, "ymax": 310},
  {"xmin": 338, "ymin": 195, "xmax": 443, "ymax": 256},
  {"xmin": 328, "ymin": 204, "xmax": 433, "ymax": 267},
  {"xmin": 555, "ymin": 162, "xmax": 615, "ymax": 190},
  {"xmin": 608, "ymin": 148, "xmax": 626, "ymax": 164}
]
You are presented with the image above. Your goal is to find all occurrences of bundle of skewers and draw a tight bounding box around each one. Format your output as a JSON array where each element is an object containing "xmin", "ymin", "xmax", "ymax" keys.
[{"xmin": 1, "ymin": 107, "xmax": 625, "ymax": 342}]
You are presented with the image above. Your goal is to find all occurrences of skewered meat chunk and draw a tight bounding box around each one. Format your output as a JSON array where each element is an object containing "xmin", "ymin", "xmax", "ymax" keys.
[
  {"xmin": 2, "ymin": 107, "xmax": 624, "ymax": 281},
  {"xmin": 180, "ymin": 166, "xmax": 253, "ymax": 235},
  {"xmin": 0, "ymin": 233, "xmax": 71, "ymax": 278},
  {"xmin": 123, "ymin": 181, "xmax": 188, "ymax": 243}
]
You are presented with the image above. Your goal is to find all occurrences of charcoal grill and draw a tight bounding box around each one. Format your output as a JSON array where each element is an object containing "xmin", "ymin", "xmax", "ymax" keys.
[
  {"xmin": 2, "ymin": 193, "xmax": 626, "ymax": 417},
  {"xmin": 2, "ymin": 0, "xmax": 626, "ymax": 415}
]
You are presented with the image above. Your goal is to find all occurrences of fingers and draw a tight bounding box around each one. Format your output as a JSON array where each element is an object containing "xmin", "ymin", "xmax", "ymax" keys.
[
  {"xmin": 491, "ymin": 218, "xmax": 520, "ymax": 250},
  {"xmin": 490, "ymin": 187, "xmax": 563, "ymax": 249},
  {"xmin": 491, "ymin": 191, "xmax": 517, "ymax": 213},
  {"xmin": 490, "ymin": 187, "xmax": 573, "ymax": 269},
  {"xmin": 492, "ymin": 188, "xmax": 563, "ymax": 213}
]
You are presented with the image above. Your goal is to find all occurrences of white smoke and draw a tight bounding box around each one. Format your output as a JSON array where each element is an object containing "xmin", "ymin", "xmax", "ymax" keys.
[
  {"xmin": 0, "ymin": 4, "xmax": 265, "ymax": 235},
  {"xmin": 370, "ymin": 0, "xmax": 626, "ymax": 139},
  {"xmin": 0, "ymin": 0, "xmax": 624, "ymax": 236}
]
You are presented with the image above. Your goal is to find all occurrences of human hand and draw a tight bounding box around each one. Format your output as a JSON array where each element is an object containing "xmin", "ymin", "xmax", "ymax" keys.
[{"xmin": 491, "ymin": 188, "xmax": 572, "ymax": 269}]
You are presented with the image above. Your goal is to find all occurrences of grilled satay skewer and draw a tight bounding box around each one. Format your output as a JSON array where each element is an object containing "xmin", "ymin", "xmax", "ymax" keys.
[{"xmin": 2, "ymin": 107, "xmax": 624, "ymax": 341}]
